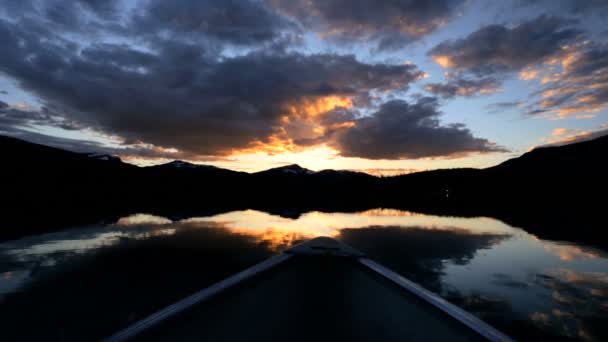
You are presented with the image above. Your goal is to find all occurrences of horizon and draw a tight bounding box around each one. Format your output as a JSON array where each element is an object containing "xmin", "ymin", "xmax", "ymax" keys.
[
  {"xmin": 5, "ymin": 129, "xmax": 606, "ymax": 176},
  {"xmin": 1, "ymin": 0, "xmax": 608, "ymax": 174},
  {"xmin": 108, "ymin": 130, "xmax": 608, "ymax": 175}
]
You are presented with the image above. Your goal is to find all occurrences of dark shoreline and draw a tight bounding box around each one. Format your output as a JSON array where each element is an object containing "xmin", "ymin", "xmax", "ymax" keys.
[{"xmin": 2, "ymin": 134, "xmax": 606, "ymax": 250}]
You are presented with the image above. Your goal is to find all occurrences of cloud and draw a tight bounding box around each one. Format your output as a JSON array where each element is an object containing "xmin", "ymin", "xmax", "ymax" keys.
[
  {"xmin": 0, "ymin": 0, "xmax": 298, "ymax": 56},
  {"xmin": 428, "ymin": 15, "xmax": 582, "ymax": 76},
  {"xmin": 551, "ymin": 128, "xmax": 570, "ymax": 136},
  {"xmin": 0, "ymin": 103, "xmax": 188, "ymax": 160},
  {"xmin": 0, "ymin": 90, "xmax": 8, "ymax": 95},
  {"xmin": 519, "ymin": 67, "xmax": 541, "ymax": 81},
  {"xmin": 271, "ymin": 0, "xmax": 467, "ymax": 50},
  {"xmin": 541, "ymin": 126, "xmax": 608, "ymax": 146},
  {"xmin": 517, "ymin": 0, "xmax": 608, "ymax": 16},
  {"xmin": 428, "ymin": 15, "xmax": 608, "ymax": 116},
  {"xmin": 0, "ymin": 0, "xmax": 124, "ymax": 35},
  {"xmin": 330, "ymin": 97, "xmax": 507, "ymax": 159},
  {"xmin": 485, "ymin": 101, "xmax": 524, "ymax": 113},
  {"xmin": 532, "ymin": 45, "xmax": 608, "ymax": 117},
  {"xmin": 426, "ymin": 16, "xmax": 582, "ymax": 100},
  {"xmin": 426, "ymin": 77, "xmax": 501, "ymax": 98},
  {"xmin": 0, "ymin": 125, "xmax": 225, "ymax": 163},
  {"xmin": 132, "ymin": 0, "xmax": 296, "ymax": 46},
  {"xmin": 0, "ymin": 13, "xmax": 426, "ymax": 157},
  {"xmin": 0, "ymin": 0, "xmax": 507, "ymax": 162},
  {"xmin": 1, "ymin": 128, "xmax": 116, "ymax": 154},
  {"xmin": 0, "ymin": 103, "xmax": 81, "ymax": 131}
]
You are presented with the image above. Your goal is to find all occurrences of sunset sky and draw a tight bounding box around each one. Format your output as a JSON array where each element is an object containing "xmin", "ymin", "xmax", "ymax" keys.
[{"xmin": 1, "ymin": 0, "xmax": 607, "ymax": 174}]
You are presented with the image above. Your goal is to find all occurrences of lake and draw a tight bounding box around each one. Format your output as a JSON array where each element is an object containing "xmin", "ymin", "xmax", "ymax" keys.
[{"xmin": 1, "ymin": 209, "xmax": 607, "ymax": 340}]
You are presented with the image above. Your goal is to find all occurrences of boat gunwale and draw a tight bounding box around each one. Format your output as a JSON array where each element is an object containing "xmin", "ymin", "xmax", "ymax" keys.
[
  {"xmin": 359, "ymin": 257, "xmax": 514, "ymax": 342},
  {"xmin": 104, "ymin": 253, "xmax": 292, "ymax": 342},
  {"xmin": 104, "ymin": 237, "xmax": 514, "ymax": 342}
]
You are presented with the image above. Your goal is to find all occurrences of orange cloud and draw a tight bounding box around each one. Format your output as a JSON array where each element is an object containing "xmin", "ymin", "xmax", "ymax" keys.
[
  {"xmin": 519, "ymin": 67, "xmax": 540, "ymax": 80},
  {"xmin": 557, "ymin": 104, "xmax": 604, "ymax": 118},
  {"xmin": 551, "ymin": 128, "xmax": 570, "ymax": 136},
  {"xmin": 560, "ymin": 51, "xmax": 578, "ymax": 72},
  {"xmin": 433, "ymin": 55, "xmax": 453, "ymax": 68},
  {"xmin": 232, "ymin": 95, "xmax": 355, "ymax": 155},
  {"xmin": 287, "ymin": 95, "xmax": 353, "ymax": 119},
  {"xmin": 541, "ymin": 128, "xmax": 595, "ymax": 145},
  {"xmin": 534, "ymin": 47, "xmax": 608, "ymax": 118},
  {"xmin": 239, "ymin": 132, "xmax": 298, "ymax": 155}
]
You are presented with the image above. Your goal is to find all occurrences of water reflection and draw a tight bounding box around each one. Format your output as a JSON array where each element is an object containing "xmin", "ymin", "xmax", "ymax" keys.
[
  {"xmin": 181, "ymin": 209, "xmax": 518, "ymax": 237},
  {"xmin": 0, "ymin": 223, "xmax": 280, "ymax": 341},
  {"xmin": 115, "ymin": 213, "xmax": 172, "ymax": 226},
  {"xmin": 338, "ymin": 226, "xmax": 509, "ymax": 291},
  {"xmin": 527, "ymin": 268, "xmax": 608, "ymax": 340},
  {"xmin": 441, "ymin": 235, "xmax": 608, "ymax": 340},
  {"xmin": 0, "ymin": 209, "xmax": 606, "ymax": 341},
  {"xmin": 542, "ymin": 243, "xmax": 601, "ymax": 262}
]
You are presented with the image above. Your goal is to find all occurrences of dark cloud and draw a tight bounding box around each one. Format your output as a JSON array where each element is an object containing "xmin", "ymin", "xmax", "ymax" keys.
[
  {"xmin": 0, "ymin": 90, "xmax": 8, "ymax": 95},
  {"xmin": 0, "ymin": 110, "xmax": 227, "ymax": 162},
  {"xmin": 0, "ymin": 0, "xmax": 506, "ymax": 161},
  {"xmin": 426, "ymin": 15, "xmax": 597, "ymax": 106},
  {"xmin": 1, "ymin": 0, "xmax": 295, "ymax": 49},
  {"xmin": 0, "ymin": 103, "xmax": 81, "ymax": 131},
  {"xmin": 271, "ymin": 0, "xmax": 467, "ymax": 50},
  {"xmin": 0, "ymin": 126, "xmax": 211, "ymax": 162},
  {"xmin": 428, "ymin": 15, "xmax": 582, "ymax": 76},
  {"xmin": 426, "ymin": 77, "xmax": 501, "ymax": 98},
  {"xmin": 133, "ymin": 0, "xmax": 296, "ymax": 46},
  {"xmin": 72, "ymin": 0, "xmax": 122, "ymax": 17},
  {"xmin": 0, "ymin": 103, "xmax": 128, "ymax": 156},
  {"xmin": 517, "ymin": 0, "xmax": 608, "ymax": 16},
  {"xmin": 0, "ymin": 0, "xmax": 123, "ymax": 34},
  {"xmin": 1, "ymin": 128, "xmax": 114, "ymax": 154},
  {"xmin": 527, "ymin": 109, "xmax": 550, "ymax": 115},
  {"xmin": 0, "ymin": 14, "xmax": 424, "ymax": 156},
  {"xmin": 330, "ymin": 97, "xmax": 507, "ymax": 159}
]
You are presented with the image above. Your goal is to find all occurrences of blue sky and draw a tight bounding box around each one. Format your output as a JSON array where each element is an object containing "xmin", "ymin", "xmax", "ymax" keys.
[{"xmin": 1, "ymin": 0, "xmax": 607, "ymax": 173}]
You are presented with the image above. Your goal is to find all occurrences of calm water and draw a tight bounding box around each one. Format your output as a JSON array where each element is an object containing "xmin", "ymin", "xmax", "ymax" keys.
[{"xmin": 1, "ymin": 209, "xmax": 607, "ymax": 340}]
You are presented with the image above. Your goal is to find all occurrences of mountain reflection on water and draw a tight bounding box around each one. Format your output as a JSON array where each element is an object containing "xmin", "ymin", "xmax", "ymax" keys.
[{"xmin": 0, "ymin": 209, "xmax": 606, "ymax": 341}]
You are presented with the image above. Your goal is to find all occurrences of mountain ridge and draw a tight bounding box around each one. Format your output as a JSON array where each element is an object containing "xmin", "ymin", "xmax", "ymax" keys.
[
  {"xmin": 4, "ymin": 133, "xmax": 606, "ymax": 176},
  {"xmin": 0, "ymin": 133, "xmax": 606, "ymax": 246}
]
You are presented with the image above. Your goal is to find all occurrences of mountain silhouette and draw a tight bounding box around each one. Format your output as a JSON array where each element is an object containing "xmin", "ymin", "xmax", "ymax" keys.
[
  {"xmin": 254, "ymin": 164, "xmax": 316, "ymax": 176},
  {"xmin": 153, "ymin": 160, "xmax": 218, "ymax": 169},
  {"xmin": 1, "ymin": 133, "xmax": 606, "ymax": 246}
]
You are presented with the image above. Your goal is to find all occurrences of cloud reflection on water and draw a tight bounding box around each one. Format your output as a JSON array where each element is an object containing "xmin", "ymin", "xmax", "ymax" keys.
[{"xmin": 0, "ymin": 209, "xmax": 606, "ymax": 340}]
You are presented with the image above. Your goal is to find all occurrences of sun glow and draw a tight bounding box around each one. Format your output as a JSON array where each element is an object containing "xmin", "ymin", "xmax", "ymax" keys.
[{"xmin": 230, "ymin": 95, "xmax": 354, "ymax": 155}]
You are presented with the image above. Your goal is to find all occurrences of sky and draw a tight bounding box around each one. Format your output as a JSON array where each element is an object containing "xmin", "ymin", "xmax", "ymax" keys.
[{"xmin": 1, "ymin": 0, "xmax": 607, "ymax": 174}]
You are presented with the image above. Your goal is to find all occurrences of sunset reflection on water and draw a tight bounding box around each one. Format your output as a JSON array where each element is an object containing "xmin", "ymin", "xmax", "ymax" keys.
[{"xmin": 0, "ymin": 209, "xmax": 606, "ymax": 340}]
